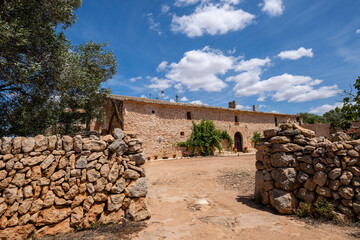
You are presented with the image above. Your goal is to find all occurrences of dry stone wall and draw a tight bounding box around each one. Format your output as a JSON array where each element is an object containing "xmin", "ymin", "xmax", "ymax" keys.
[
  {"xmin": 255, "ymin": 123, "xmax": 360, "ymax": 221},
  {"xmin": 0, "ymin": 129, "xmax": 150, "ymax": 239}
]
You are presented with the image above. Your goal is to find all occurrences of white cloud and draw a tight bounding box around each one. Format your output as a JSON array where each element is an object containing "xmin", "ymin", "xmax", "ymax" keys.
[
  {"xmin": 236, "ymin": 105, "xmax": 251, "ymax": 110},
  {"xmin": 146, "ymin": 77, "xmax": 172, "ymax": 90},
  {"xmin": 146, "ymin": 13, "xmax": 162, "ymax": 35},
  {"xmin": 180, "ymin": 96, "xmax": 189, "ymax": 101},
  {"xmin": 129, "ymin": 76, "xmax": 142, "ymax": 82},
  {"xmin": 189, "ymin": 100, "xmax": 204, "ymax": 105},
  {"xmin": 259, "ymin": 104, "xmax": 266, "ymax": 108},
  {"xmin": 157, "ymin": 61, "xmax": 168, "ymax": 72},
  {"xmin": 230, "ymin": 73, "xmax": 339, "ymax": 102},
  {"xmin": 171, "ymin": 3, "xmax": 255, "ymax": 37},
  {"xmin": 165, "ymin": 46, "xmax": 233, "ymax": 92},
  {"xmin": 309, "ymin": 103, "xmax": 343, "ymax": 115},
  {"xmin": 140, "ymin": 95, "xmax": 148, "ymax": 98},
  {"xmin": 277, "ymin": 47, "xmax": 314, "ymax": 60},
  {"xmin": 356, "ymin": 29, "xmax": 360, "ymax": 34},
  {"xmin": 162, "ymin": 5, "xmax": 170, "ymax": 14},
  {"xmin": 169, "ymin": 99, "xmax": 175, "ymax": 102},
  {"xmin": 174, "ymin": 0, "xmax": 200, "ymax": 7},
  {"xmin": 271, "ymin": 110, "xmax": 279, "ymax": 113},
  {"xmin": 234, "ymin": 57, "xmax": 271, "ymax": 72},
  {"xmin": 261, "ymin": 0, "xmax": 284, "ymax": 17}
]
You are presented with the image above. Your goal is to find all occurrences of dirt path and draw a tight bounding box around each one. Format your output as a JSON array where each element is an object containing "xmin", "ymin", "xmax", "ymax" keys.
[{"xmin": 136, "ymin": 155, "xmax": 359, "ymax": 240}]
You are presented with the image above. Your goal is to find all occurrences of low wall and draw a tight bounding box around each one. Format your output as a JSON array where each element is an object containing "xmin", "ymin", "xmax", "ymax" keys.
[
  {"xmin": 0, "ymin": 129, "xmax": 150, "ymax": 239},
  {"xmin": 301, "ymin": 123, "xmax": 330, "ymax": 138},
  {"xmin": 255, "ymin": 123, "xmax": 360, "ymax": 221}
]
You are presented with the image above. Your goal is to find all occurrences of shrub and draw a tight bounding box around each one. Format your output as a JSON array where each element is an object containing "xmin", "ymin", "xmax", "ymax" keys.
[
  {"xmin": 177, "ymin": 120, "xmax": 233, "ymax": 156},
  {"xmin": 251, "ymin": 131, "xmax": 261, "ymax": 147},
  {"xmin": 293, "ymin": 201, "xmax": 334, "ymax": 220}
]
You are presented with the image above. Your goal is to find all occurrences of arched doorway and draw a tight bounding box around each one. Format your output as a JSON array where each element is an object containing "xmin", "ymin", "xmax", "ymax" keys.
[{"xmin": 234, "ymin": 132, "xmax": 243, "ymax": 152}]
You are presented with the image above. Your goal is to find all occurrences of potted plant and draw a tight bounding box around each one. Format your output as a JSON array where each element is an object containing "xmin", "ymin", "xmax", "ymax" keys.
[
  {"xmin": 154, "ymin": 155, "xmax": 158, "ymax": 160},
  {"xmin": 183, "ymin": 151, "xmax": 189, "ymax": 157},
  {"xmin": 243, "ymin": 146, "xmax": 248, "ymax": 153},
  {"xmin": 233, "ymin": 146, "xmax": 237, "ymax": 153},
  {"xmin": 173, "ymin": 154, "xmax": 176, "ymax": 158}
]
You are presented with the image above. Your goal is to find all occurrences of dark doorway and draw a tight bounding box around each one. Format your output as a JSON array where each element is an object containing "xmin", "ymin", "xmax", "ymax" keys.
[{"xmin": 234, "ymin": 132, "xmax": 243, "ymax": 152}]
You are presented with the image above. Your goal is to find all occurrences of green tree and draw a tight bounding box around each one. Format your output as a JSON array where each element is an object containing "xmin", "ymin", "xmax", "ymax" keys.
[
  {"xmin": 251, "ymin": 131, "xmax": 261, "ymax": 147},
  {"xmin": 323, "ymin": 109, "xmax": 342, "ymax": 129},
  {"xmin": 178, "ymin": 120, "xmax": 233, "ymax": 156},
  {"xmin": 0, "ymin": 0, "xmax": 117, "ymax": 136},
  {"xmin": 298, "ymin": 112, "xmax": 326, "ymax": 124},
  {"xmin": 334, "ymin": 76, "xmax": 360, "ymax": 130}
]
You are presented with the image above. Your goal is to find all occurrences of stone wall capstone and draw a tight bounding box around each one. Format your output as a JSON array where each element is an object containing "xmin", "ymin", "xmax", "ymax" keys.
[
  {"xmin": 255, "ymin": 122, "xmax": 360, "ymax": 221},
  {"xmin": 0, "ymin": 129, "xmax": 150, "ymax": 239}
]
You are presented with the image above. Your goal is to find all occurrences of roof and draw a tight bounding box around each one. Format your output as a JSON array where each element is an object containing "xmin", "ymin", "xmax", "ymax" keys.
[{"xmin": 109, "ymin": 94, "xmax": 299, "ymax": 117}]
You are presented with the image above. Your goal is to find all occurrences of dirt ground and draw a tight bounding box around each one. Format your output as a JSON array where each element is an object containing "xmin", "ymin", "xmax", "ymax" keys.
[
  {"xmin": 135, "ymin": 155, "xmax": 360, "ymax": 240},
  {"xmin": 54, "ymin": 155, "xmax": 360, "ymax": 240}
]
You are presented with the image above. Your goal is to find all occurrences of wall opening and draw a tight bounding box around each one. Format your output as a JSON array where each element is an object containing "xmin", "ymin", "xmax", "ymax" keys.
[
  {"xmin": 234, "ymin": 132, "xmax": 243, "ymax": 152},
  {"xmin": 235, "ymin": 116, "xmax": 238, "ymax": 122},
  {"xmin": 152, "ymin": 110, "xmax": 155, "ymax": 114},
  {"xmin": 274, "ymin": 117, "xmax": 278, "ymax": 127},
  {"xmin": 186, "ymin": 112, "xmax": 192, "ymax": 120},
  {"xmin": 180, "ymin": 131, "xmax": 184, "ymax": 136}
]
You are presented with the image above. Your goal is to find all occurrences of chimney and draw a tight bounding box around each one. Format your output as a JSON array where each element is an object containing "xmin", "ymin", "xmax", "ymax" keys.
[
  {"xmin": 253, "ymin": 105, "xmax": 257, "ymax": 112},
  {"xmin": 176, "ymin": 95, "xmax": 179, "ymax": 103},
  {"xmin": 228, "ymin": 100, "xmax": 236, "ymax": 109}
]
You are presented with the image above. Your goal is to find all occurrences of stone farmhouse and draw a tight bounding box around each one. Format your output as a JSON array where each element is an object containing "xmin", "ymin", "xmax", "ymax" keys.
[{"xmin": 94, "ymin": 95, "xmax": 301, "ymax": 159}]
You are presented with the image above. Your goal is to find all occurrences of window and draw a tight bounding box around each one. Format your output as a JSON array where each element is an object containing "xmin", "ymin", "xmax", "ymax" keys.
[
  {"xmin": 274, "ymin": 117, "xmax": 278, "ymax": 127},
  {"xmin": 180, "ymin": 131, "xmax": 184, "ymax": 136},
  {"xmin": 235, "ymin": 116, "xmax": 238, "ymax": 122},
  {"xmin": 186, "ymin": 112, "xmax": 192, "ymax": 120},
  {"xmin": 152, "ymin": 110, "xmax": 155, "ymax": 114}
]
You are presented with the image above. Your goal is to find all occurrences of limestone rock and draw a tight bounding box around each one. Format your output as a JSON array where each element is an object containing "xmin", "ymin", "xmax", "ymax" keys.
[
  {"xmin": 83, "ymin": 140, "xmax": 107, "ymax": 152},
  {"xmin": 62, "ymin": 136, "xmax": 74, "ymax": 152},
  {"xmin": 36, "ymin": 206, "xmax": 71, "ymax": 226},
  {"xmin": 22, "ymin": 138, "xmax": 35, "ymax": 153},
  {"xmin": 339, "ymin": 186, "xmax": 354, "ymax": 200},
  {"xmin": 107, "ymin": 194, "xmax": 125, "ymax": 212},
  {"xmin": 127, "ymin": 197, "xmax": 151, "ymax": 221},
  {"xmin": 270, "ymin": 152, "xmax": 296, "ymax": 168},
  {"xmin": 270, "ymin": 136, "xmax": 291, "ymax": 144},
  {"xmin": 272, "ymin": 143, "xmax": 303, "ymax": 153},
  {"xmin": 99, "ymin": 209, "xmax": 124, "ymax": 224},
  {"xmin": 108, "ymin": 162, "xmax": 120, "ymax": 183},
  {"xmin": 83, "ymin": 196, "xmax": 94, "ymax": 212},
  {"xmin": 71, "ymin": 206, "xmax": 83, "ymax": 227},
  {"xmin": 124, "ymin": 178, "xmax": 148, "ymax": 197},
  {"xmin": 109, "ymin": 139, "xmax": 128, "ymax": 156},
  {"xmin": 313, "ymin": 171, "xmax": 327, "ymax": 187},
  {"xmin": 12, "ymin": 137, "xmax": 25, "ymax": 154},
  {"xmin": 48, "ymin": 135, "xmax": 57, "ymax": 151},
  {"xmin": 76, "ymin": 156, "xmax": 87, "ymax": 169},
  {"xmin": 315, "ymin": 186, "xmax": 332, "ymax": 197},
  {"xmin": 83, "ymin": 203, "xmax": 105, "ymax": 229},
  {"xmin": 35, "ymin": 217, "xmax": 72, "ymax": 238},
  {"xmin": 269, "ymin": 188, "xmax": 297, "ymax": 214},
  {"xmin": 4, "ymin": 187, "xmax": 18, "ymax": 204},
  {"xmin": 1, "ymin": 137, "xmax": 12, "ymax": 154},
  {"xmin": 123, "ymin": 169, "xmax": 140, "ymax": 180},
  {"xmin": 34, "ymin": 135, "xmax": 48, "ymax": 152},
  {"xmin": 340, "ymin": 170, "xmax": 353, "ymax": 185},
  {"xmin": 128, "ymin": 153, "xmax": 146, "ymax": 166},
  {"xmin": 87, "ymin": 169, "xmax": 100, "ymax": 183},
  {"xmin": 328, "ymin": 168, "xmax": 342, "ymax": 180},
  {"xmin": 113, "ymin": 128, "xmax": 126, "ymax": 139},
  {"xmin": 18, "ymin": 199, "xmax": 33, "ymax": 215},
  {"xmin": 296, "ymin": 188, "xmax": 315, "ymax": 203},
  {"xmin": 111, "ymin": 178, "xmax": 126, "ymax": 194},
  {"xmin": 11, "ymin": 173, "xmax": 26, "ymax": 187},
  {"xmin": 0, "ymin": 224, "xmax": 35, "ymax": 239},
  {"xmin": 292, "ymin": 124, "xmax": 315, "ymax": 138},
  {"xmin": 263, "ymin": 129, "xmax": 278, "ymax": 138},
  {"xmin": 271, "ymin": 168, "xmax": 299, "ymax": 191},
  {"xmin": 100, "ymin": 164, "xmax": 110, "ymax": 177},
  {"xmin": 74, "ymin": 135, "xmax": 83, "ymax": 153}
]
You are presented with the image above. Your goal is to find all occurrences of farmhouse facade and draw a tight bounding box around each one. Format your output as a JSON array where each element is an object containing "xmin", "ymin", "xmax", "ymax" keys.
[{"xmin": 95, "ymin": 95, "xmax": 300, "ymax": 159}]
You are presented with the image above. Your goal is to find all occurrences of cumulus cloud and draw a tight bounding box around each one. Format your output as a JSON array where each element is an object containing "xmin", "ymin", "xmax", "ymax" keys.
[
  {"xmin": 140, "ymin": 95, "xmax": 148, "ymax": 98},
  {"xmin": 146, "ymin": 77, "xmax": 172, "ymax": 90},
  {"xmin": 157, "ymin": 61, "xmax": 168, "ymax": 72},
  {"xmin": 129, "ymin": 76, "xmax": 142, "ymax": 82},
  {"xmin": 356, "ymin": 29, "xmax": 360, "ymax": 34},
  {"xmin": 277, "ymin": 47, "xmax": 314, "ymax": 60},
  {"xmin": 231, "ymin": 73, "xmax": 339, "ymax": 102},
  {"xmin": 261, "ymin": 0, "xmax": 284, "ymax": 17},
  {"xmin": 146, "ymin": 13, "xmax": 162, "ymax": 35},
  {"xmin": 236, "ymin": 105, "xmax": 251, "ymax": 110},
  {"xmin": 169, "ymin": 99, "xmax": 175, "ymax": 102},
  {"xmin": 165, "ymin": 46, "xmax": 233, "ymax": 92},
  {"xmin": 174, "ymin": 0, "xmax": 200, "ymax": 7},
  {"xmin": 171, "ymin": 3, "xmax": 255, "ymax": 37},
  {"xmin": 180, "ymin": 96, "xmax": 189, "ymax": 101},
  {"xmin": 309, "ymin": 103, "xmax": 343, "ymax": 115},
  {"xmin": 162, "ymin": 5, "xmax": 170, "ymax": 14},
  {"xmin": 190, "ymin": 100, "xmax": 204, "ymax": 105}
]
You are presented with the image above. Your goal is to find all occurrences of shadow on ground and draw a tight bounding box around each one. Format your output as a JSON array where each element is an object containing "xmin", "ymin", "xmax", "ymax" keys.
[
  {"xmin": 42, "ymin": 219, "xmax": 147, "ymax": 240},
  {"xmin": 235, "ymin": 195, "xmax": 278, "ymax": 215}
]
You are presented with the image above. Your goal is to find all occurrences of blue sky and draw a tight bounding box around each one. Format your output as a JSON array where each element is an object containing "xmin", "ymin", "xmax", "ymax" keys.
[{"xmin": 64, "ymin": 0, "xmax": 360, "ymax": 115}]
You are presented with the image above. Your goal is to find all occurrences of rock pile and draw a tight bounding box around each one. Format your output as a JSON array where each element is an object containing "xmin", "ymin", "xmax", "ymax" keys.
[
  {"xmin": 0, "ymin": 129, "xmax": 150, "ymax": 239},
  {"xmin": 256, "ymin": 123, "xmax": 360, "ymax": 221}
]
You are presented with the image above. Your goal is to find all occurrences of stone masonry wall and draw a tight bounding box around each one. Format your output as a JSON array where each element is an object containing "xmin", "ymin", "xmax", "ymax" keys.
[
  {"xmin": 120, "ymin": 100, "xmax": 298, "ymax": 159},
  {"xmin": 255, "ymin": 123, "xmax": 360, "ymax": 221},
  {"xmin": 0, "ymin": 129, "xmax": 150, "ymax": 239}
]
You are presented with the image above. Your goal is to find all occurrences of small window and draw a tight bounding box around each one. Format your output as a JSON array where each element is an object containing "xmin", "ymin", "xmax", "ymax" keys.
[
  {"xmin": 235, "ymin": 116, "xmax": 238, "ymax": 122},
  {"xmin": 152, "ymin": 110, "xmax": 155, "ymax": 114},
  {"xmin": 274, "ymin": 117, "xmax": 278, "ymax": 127},
  {"xmin": 180, "ymin": 131, "xmax": 184, "ymax": 136},
  {"xmin": 186, "ymin": 112, "xmax": 192, "ymax": 120}
]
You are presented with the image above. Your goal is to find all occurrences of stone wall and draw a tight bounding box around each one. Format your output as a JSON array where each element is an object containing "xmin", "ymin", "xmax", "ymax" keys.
[
  {"xmin": 105, "ymin": 98, "xmax": 299, "ymax": 159},
  {"xmin": 255, "ymin": 123, "xmax": 360, "ymax": 221},
  {"xmin": 0, "ymin": 129, "xmax": 150, "ymax": 239},
  {"xmin": 301, "ymin": 123, "xmax": 331, "ymax": 138}
]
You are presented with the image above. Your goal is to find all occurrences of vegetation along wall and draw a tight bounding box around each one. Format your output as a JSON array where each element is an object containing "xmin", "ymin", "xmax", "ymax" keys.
[
  {"xmin": 255, "ymin": 123, "xmax": 360, "ymax": 221},
  {"xmin": 0, "ymin": 129, "xmax": 150, "ymax": 239}
]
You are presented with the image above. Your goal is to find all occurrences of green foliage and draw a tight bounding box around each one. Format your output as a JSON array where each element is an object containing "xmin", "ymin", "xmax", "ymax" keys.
[
  {"xmin": 0, "ymin": 0, "xmax": 117, "ymax": 136},
  {"xmin": 293, "ymin": 201, "xmax": 334, "ymax": 220},
  {"xmin": 298, "ymin": 112, "xmax": 327, "ymax": 124},
  {"xmin": 178, "ymin": 120, "xmax": 233, "ymax": 156},
  {"xmin": 298, "ymin": 108, "xmax": 344, "ymax": 129},
  {"xmin": 251, "ymin": 131, "xmax": 261, "ymax": 147},
  {"xmin": 333, "ymin": 76, "xmax": 360, "ymax": 131}
]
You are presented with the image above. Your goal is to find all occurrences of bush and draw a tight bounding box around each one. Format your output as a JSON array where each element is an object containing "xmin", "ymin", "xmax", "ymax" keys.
[
  {"xmin": 293, "ymin": 201, "xmax": 334, "ymax": 220},
  {"xmin": 251, "ymin": 131, "xmax": 261, "ymax": 147},
  {"xmin": 178, "ymin": 120, "xmax": 233, "ymax": 156}
]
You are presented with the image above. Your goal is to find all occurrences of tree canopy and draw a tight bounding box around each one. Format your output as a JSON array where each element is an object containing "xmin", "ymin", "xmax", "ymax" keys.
[{"xmin": 0, "ymin": 0, "xmax": 117, "ymax": 136}]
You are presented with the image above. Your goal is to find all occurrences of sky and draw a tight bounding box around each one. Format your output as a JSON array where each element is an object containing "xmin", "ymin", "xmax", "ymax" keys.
[{"xmin": 64, "ymin": 0, "xmax": 360, "ymax": 115}]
